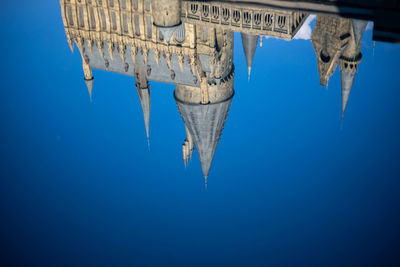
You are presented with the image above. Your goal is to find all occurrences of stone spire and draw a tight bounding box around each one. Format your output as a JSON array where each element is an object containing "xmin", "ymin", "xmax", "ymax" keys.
[
  {"xmin": 340, "ymin": 70, "xmax": 355, "ymax": 117},
  {"xmin": 240, "ymin": 33, "xmax": 259, "ymax": 80},
  {"xmin": 175, "ymin": 96, "xmax": 233, "ymax": 179},
  {"xmin": 135, "ymin": 68, "xmax": 151, "ymax": 141},
  {"xmin": 85, "ymin": 77, "xmax": 94, "ymax": 101},
  {"xmin": 82, "ymin": 53, "xmax": 94, "ymax": 101},
  {"xmin": 351, "ymin": 19, "xmax": 368, "ymax": 46}
]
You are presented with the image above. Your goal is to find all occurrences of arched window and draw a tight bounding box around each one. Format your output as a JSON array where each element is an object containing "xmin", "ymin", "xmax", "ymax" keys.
[
  {"xmin": 175, "ymin": 23, "xmax": 186, "ymax": 43},
  {"xmin": 211, "ymin": 6, "xmax": 219, "ymax": 19},
  {"xmin": 277, "ymin": 16, "xmax": 286, "ymax": 28},
  {"xmin": 89, "ymin": 7, "xmax": 96, "ymax": 29},
  {"xmin": 146, "ymin": 15, "xmax": 152, "ymax": 38},
  {"xmin": 233, "ymin": 10, "xmax": 240, "ymax": 23},
  {"xmin": 67, "ymin": 6, "xmax": 74, "ymax": 26},
  {"xmin": 222, "ymin": 8, "xmax": 230, "ymax": 21},
  {"xmin": 320, "ymin": 50, "xmax": 331, "ymax": 63},
  {"xmin": 202, "ymin": 5, "xmax": 209, "ymax": 17},
  {"xmin": 121, "ymin": 0, "xmax": 126, "ymax": 9},
  {"xmin": 264, "ymin": 14, "xmax": 272, "ymax": 26},
  {"xmin": 123, "ymin": 14, "xmax": 128, "ymax": 33},
  {"xmin": 254, "ymin": 13, "xmax": 261, "ymax": 25},
  {"xmin": 78, "ymin": 6, "xmax": 85, "ymax": 27},
  {"xmin": 134, "ymin": 15, "xmax": 140, "ymax": 36},
  {"xmin": 190, "ymin": 4, "xmax": 198, "ymax": 14},
  {"xmin": 243, "ymin": 12, "xmax": 251, "ymax": 24}
]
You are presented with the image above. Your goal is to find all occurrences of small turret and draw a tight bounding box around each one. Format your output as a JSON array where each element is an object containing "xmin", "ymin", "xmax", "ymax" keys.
[
  {"xmin": 241, "ymin": 33, "xmax": 259, "ymax": 80},
  {"xmin": 150, "ymin": 0, "xmax": 182, "ymax": 43},
  {"xmin": 82, "ymin": 52, "xmax": 94, "ymax": 101},
  {"xmin": 182, "ymin": 126, "xmax": 194, "ymax": 167}
]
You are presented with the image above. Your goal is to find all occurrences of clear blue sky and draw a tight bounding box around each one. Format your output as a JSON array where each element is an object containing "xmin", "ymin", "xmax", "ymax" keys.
[{"xmin": 1, "ymin": 1, "xmax": 400, "ymax": 265}]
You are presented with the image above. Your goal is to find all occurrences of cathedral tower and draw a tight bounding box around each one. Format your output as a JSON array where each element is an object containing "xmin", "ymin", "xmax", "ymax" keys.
[
  {"xmin": 312, "ymin": 15, "xmax": 367, "ymax": 117},
  {"xmin": 175, "ymin": 83, "xmax": 234, "ymax": 179},
  {"xmin": 174, "ymin": 60, "xmax": 234, "ymax": 179},
  {"xmin": 339, "ymin": 19, "xmax": 367, "ymax": 117}
]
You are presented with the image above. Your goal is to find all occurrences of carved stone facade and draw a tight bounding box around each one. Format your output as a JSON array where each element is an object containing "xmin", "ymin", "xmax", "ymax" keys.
[
  {"xmin": 182, "ymin": 1, "xmax": 309, "ymax": 39},
  {"xmin": 61, "ymin": 0, "xmax": 235, "ymax": 180},
  {"xmin": 61, "ymin": 0, "xmax": 368, "ymax": 181}
]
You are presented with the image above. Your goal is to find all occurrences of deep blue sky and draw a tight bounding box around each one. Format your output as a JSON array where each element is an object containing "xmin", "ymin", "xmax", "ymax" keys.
[{"xmin": 1, "ymin": 1, "xmax": 400, "ymax": 266}]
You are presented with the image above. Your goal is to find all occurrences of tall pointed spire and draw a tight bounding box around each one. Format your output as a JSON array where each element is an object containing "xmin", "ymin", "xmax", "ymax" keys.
[
  {"xmin": 135, "ymin": 68, "xmax": 151, "ymax": 141},
  {"xmin": 351, "ymin": 19, "xmax": 368, "ymax": 46},
  {"xmin": 373, "ymin": 41, "xmax": 376, "ymax": 56},
  {"xmin": 175, "ymin": 95, "xmax": 233, "ymax": 179},
  {"xmin": 139, "ymin": 87, "xmax": 151, "ymax": 139},
  {"xmin": 82, "ymin": 54, "xmax": 94, "ymax": 101},
  {"xmin": 240, "ymin": 33, "xmax": 259, "ymax": 80},
  {"xmin": 340, "ymin": 70, "xmax": 355, "ymax": 117},
  {"xmin": 85, "ymin": 78, "xmax": 94, "ymax": 101}
]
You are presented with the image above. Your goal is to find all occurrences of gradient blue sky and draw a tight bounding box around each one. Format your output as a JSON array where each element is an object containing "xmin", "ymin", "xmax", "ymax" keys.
[{"xmin": 1, "ymin": 1, "xmax": 400, "ymax": 266}]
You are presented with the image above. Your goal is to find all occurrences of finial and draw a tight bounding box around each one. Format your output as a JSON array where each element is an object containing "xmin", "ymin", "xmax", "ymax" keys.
[
  {"xmin": 340, "ymin": 113, "xmax": 344, "ymax": 131},
  {"xmin": 147, "ymin": 138, "xmax": 150, "ymax": 152},
  {"xmin": 341, "ymin": 102, "xmax": 347, "ymax": 121},
  {"xmin": 260, "ymin": 35, "xmax": 263, "ymax": 47},
  {"xmin": 68, "ymin": 38, "xmax": 74, "ymax": 53},
  {"xmin": 204, "ymin": 176, "xmax": 208, "ymax": 190},
  {"xmin": 373, "ymin": 41, "xmax": 376, "ymax": 57},
  {"xmin": 247, "ymin": 67, "xmax": 251, "ymax": 82}
]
